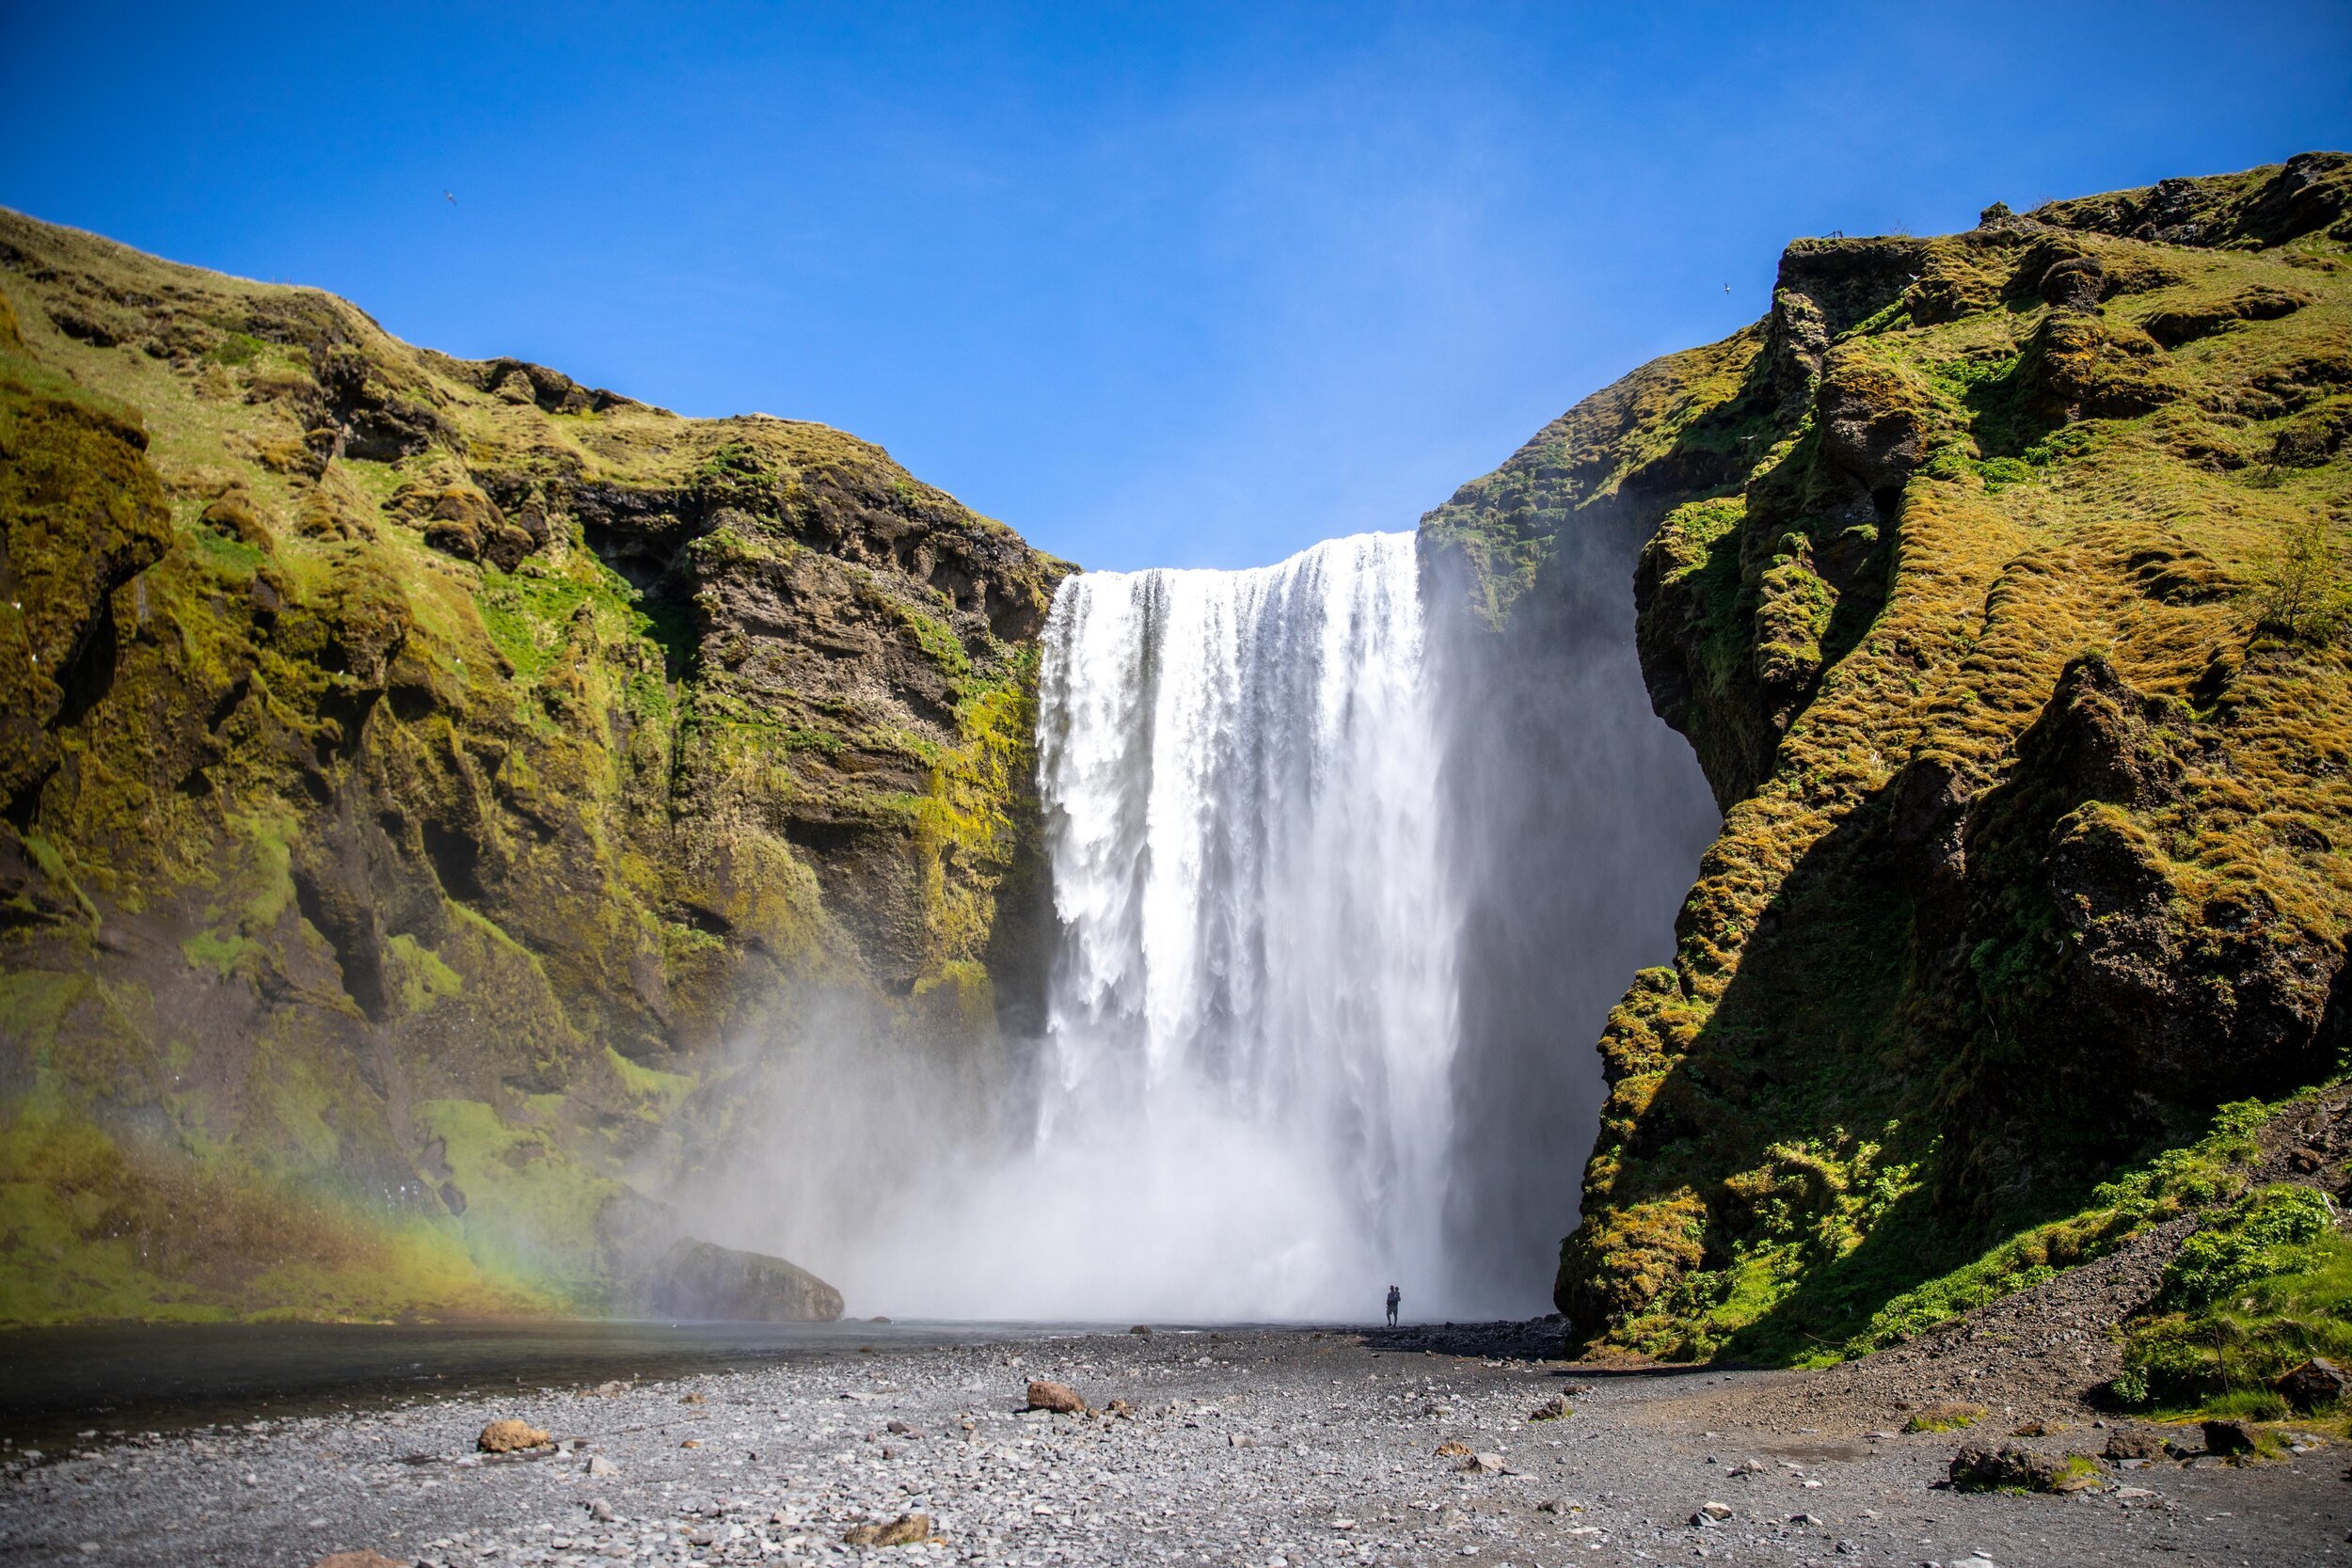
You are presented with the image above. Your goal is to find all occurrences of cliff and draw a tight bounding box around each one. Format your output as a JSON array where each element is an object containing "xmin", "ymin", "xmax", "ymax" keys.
[
  {"xmin": 1426, "ymin": 152, "xmax": 2352, "ymax": 1401},
  {"xmin": 0, "ymin": 210, "xmax": 1069, "ymax": 1323}
]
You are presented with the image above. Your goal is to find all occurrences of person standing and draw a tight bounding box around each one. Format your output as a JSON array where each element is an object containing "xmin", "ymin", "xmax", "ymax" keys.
[{"xmin": 1385, "ymin": 1284, "xmax": 1401, "ymax": 1326}]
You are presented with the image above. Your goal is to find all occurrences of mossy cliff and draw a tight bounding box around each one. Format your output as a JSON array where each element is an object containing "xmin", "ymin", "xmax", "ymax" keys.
[
  {"xmin": 1423, "ymin": 152, "xmax": 2352, "ymax": 1365},
  {"xmin": 0, "ymin": 210, "xmax": 1069, "ymax": 1323}
]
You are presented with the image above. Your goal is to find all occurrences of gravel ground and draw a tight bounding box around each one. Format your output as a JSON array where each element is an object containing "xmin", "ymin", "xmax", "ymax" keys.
[{"xmin": 1, "ymin": 1322, "xmax": 2343, "ymax": 1568}]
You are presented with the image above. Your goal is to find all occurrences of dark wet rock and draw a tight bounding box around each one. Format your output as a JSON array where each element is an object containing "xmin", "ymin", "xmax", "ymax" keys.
[
  {"xmin": 1950, "ymin": 1442, "xmax": 2103, "ymax": 1493},
  {"xmin": 642, "ymin": 1239, "xmax": 844, "ymax": 1323}
]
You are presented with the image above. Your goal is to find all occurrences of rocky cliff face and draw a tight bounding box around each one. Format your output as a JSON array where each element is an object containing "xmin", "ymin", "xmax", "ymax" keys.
[
  {"xmin": 1426, "ymin": 152, "xmax": 2352, "ymax": 1359},
  {"xmin": 0, "ymin": 211, "xmax": 1069, "ymax": 1323}
]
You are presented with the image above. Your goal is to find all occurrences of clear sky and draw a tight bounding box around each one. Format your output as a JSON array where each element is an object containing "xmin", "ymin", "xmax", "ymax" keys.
[{"xmin": 4, "ymin": 3, "xmax": 2348, "ymax": 570}]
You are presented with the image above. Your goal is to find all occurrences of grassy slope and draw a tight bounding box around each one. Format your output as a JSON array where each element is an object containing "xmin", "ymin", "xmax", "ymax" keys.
[
  {"xmin": 0, "ymin": 211, "xmax": 1067, "ymax": 1322},
  {"xmin": 1426, "ymin": 153, "xmax": 2352, "ymax": 1402}
]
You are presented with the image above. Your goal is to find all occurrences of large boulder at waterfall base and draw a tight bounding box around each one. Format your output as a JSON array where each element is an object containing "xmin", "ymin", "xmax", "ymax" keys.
[{"xmin": 643, "ymin": 1239, "xmax": 846, "ymax": 1323}]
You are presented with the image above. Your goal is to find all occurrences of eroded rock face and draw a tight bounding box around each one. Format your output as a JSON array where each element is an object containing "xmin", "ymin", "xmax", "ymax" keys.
[
  {"xmin": 1467, "ymin": 155, "xmax": 2352, "ymax": 1359},
  {"xmin": 0, "ymin": 208, "xmax": 1067, "ymax": 1323}
]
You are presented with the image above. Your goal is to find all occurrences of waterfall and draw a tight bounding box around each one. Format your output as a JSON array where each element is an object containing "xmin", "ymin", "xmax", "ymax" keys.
[{"xmin": 1025, "ymin": 531, "xmax": 1457, "ymax": 1316}]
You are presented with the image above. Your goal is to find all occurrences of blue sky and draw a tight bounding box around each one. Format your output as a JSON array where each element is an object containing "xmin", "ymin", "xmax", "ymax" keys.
[{"xmin": 4, "ymin": 4, "xmax": 2348, "ymax": 570}]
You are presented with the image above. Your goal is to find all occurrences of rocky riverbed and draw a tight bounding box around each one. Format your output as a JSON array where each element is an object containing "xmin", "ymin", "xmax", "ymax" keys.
[{"xmin": 0, "ymin": 1323, "xmax": 2343, "ymax": 1567}]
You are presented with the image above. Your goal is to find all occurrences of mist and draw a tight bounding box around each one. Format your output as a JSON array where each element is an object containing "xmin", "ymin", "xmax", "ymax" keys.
[{"xmin": 674, "ymin": 522, "xmax": 1713, "ymax": 1323}]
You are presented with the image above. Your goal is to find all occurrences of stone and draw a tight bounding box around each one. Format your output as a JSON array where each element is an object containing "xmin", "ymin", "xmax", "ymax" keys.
[
  {"xmin": 1025, "ymin": 1380, "xmax": 1086, "ymax": 1415},
  {"xmin": 586, "ymin": 1455, "xmax": 619, "ymax": 1477},
  {"xmin": 1466, "ymin": 1451, "xmax": 1507, "ymax": 1474},
  {"xmin": 884, "ymin": 1419, "xmax": 922, "ymax": 1436},
  {"xmin": 1694, "ymin": 1501, "xmax": 1733, "ymax": 1523},
  {"xmin": 310, "ymin": 1556, "xmax": 406, "ymax": 1568},
  {"xmin": 1527, "ymin": 1396, "xmax": 1568, "ymax": 1422},
  {"xmin": 1131, "ymin": 1324, "xmax": 1153, "ymax": 1337},
  {"xmin": 2102, "ymin": 1425, "xmax": 2170, "ymax": 1462},
  {"xmin": 476, "ymin": 1419, "xmax": 550, "ymax": 1454},
  {"xmin": 843, "ymin": 1513, "xmax": 935, "ymax": 1547},
  {"xmin": 2275, "ymin": 1357, "xmax": 2349, "ymax": 1411},
  {"xmin": 588, "ymin": 1499, "xmax": 615, "ymax": 1521},
  {"xmin": 1949, "ymin": 1443, "xmax": 2102, "ymax": 1493},
  {"xmin": 2201, "ymin": 1418, "xmax": 2260, "ymax": 1457}
]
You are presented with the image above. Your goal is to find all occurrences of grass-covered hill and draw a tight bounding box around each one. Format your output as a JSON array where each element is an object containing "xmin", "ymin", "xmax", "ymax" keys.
[
  {"xmin": 1427, "ymin": 151, "xmax": 2352, "ymax": 1416},
  {"xmin": 0, "ymin": 210, "xmax": 1069, "ymax": 1323}
]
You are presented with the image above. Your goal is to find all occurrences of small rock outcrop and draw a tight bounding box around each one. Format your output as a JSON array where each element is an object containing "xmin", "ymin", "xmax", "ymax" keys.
[
  {"xmin": 2275, "ymin": 1357, "xmax": 2349, "ymax": 1410},
  {"xmin": 1949, "ymin": 1443, "xmax": 2102, "ymax": 1494}
]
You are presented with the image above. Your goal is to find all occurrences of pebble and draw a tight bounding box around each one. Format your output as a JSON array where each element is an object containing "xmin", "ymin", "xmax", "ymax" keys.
[{"xmin": 0, "ymin": 1322, "xmax": 2335, "ymax": 1568}]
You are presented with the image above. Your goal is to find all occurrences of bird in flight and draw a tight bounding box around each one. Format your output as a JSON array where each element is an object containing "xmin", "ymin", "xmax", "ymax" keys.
[{"xmin": 444, "ymin": 190, "xmax": 456, "ymax": 205}]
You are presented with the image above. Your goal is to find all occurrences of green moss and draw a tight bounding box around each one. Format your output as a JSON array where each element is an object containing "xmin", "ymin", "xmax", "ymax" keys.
[
  {"xmin": 0, "ymin": 1115, "xmax": 551, "ymax": 1325},
  {"xmin": 414, "ymin": 1099, "xmax": 617, "ymax": 1306},
  {"xmin": 385, "ymin": 932, "xmax": 465, "ymax": 1013},
  {"xmin": 1549, "ymin": 167, "xmax": 2352, "ymax": 1363},
  {"xmin": 1902, "ymin": 1402, "xmax": 1990, "ymax": 1433}
]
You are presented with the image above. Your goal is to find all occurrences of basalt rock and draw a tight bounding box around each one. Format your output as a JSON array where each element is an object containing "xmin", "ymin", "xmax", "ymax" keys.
[
  {"xmin": 0, "ymin": 207, "xmax": 1069, "ymax": 1324},
  {"xmin": 1422, "ymin": 154, "xmax": 2352, "ymax": 1367}
]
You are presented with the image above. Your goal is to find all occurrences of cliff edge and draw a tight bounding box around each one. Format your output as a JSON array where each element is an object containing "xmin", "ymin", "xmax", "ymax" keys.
[
  {"xmin": 1429, "ymin": 152, "xmax": 2352, "ymax": 1409},
  {"xmin": 0, "ymin": 211, "xmax": 1069, "ymax": 1322}
]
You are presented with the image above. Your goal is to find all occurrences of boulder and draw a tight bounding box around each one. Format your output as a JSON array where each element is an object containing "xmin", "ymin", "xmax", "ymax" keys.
[
  {"xmin": 2201, "ymin": 1418, "xmax": 2261, "ymax": 1457},
  {"xmin": 1025, "ymin": 1380, "xmax": 1086, "ymax": 1415},
  {"xmin": 843, "ymin": 1513, "xmax": 934, "ymax": 1547},
  {"xmin": 2274, "ymin": 1357, "xmax": 2349, "ymax": 1411},
  {"xmin": 643, "ymin": 1238, "xmax": 844, "ymax": 1323},
  {"xmin": 1949, "ymin": 1443, "xmax": 2102, "ymax": 1493},
  {"xmin": 477, "ymin": 1419, "xmax": 549, "ymax": 1453},
  {"xmin": 2102, "ymin": 1424, "xmax": 2171, "ymax": 1463}
]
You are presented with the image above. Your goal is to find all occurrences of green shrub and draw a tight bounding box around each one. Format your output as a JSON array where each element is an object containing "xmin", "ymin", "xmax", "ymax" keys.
[
  {"xmin": 2162, "ymin": 1185, "xmax": 2332, "ymax": 1310},
  {"xmin": 2114, "ymin": 1183, "xmax": 2352, "ymax": 1412},
  {"xmin": 2247, "ymin": 515, "xmax": 2351, "ymax": 643}
]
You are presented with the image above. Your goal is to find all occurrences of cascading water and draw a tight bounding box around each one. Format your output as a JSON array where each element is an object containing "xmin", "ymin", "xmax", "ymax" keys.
[
  {"xmin": 1026, "ymin": 531, "xmax": 1457, "ymax": 1317},
  {"xmin": 697, "ymin": 522, "xmax": 1712, "ymax": 1322}
]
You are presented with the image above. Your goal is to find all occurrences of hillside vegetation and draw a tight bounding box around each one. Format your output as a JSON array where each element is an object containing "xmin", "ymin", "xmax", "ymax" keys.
[
  {"xmin": 0, "ymin": 211, "xmax": 1067, "ymax": 1322},
  {"xmin": 1427, "ymin": 152, "xmax": 2352, "ymax": 1406}
]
